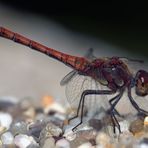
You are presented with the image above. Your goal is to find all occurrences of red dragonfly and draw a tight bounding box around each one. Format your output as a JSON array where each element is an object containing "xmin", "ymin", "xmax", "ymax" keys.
[{"xmin": 0, "ymin": 27, "xmax": 148, "ymax": 133}]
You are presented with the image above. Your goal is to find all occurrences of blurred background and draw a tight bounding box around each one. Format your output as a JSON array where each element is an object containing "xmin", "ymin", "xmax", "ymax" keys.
[{"xmin": 0, "ymin": 1, "xmax": 148, "ymax": 106}]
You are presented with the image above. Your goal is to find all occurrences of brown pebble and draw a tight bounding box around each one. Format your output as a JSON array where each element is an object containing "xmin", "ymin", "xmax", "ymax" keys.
[{"xmin": 129, "ymin": 118, "xmax": 144, "ymax": 135}]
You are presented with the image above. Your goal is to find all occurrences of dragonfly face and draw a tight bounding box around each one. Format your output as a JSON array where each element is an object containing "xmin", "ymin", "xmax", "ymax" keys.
[{"xmin": 135, "ymin": 70, "xmax": 148, "ymax": 96}]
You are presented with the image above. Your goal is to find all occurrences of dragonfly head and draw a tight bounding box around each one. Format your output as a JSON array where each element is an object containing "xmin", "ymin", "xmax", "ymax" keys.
[{"xmin": 135, "ymin": 70, "xmax": 148, "ymax": 96}]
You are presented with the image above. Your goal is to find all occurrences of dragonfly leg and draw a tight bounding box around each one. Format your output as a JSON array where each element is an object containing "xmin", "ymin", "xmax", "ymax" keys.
[
  {"xmin": 71, "ymin": 89, "xmax": 115, "ymax": 131},
  {"xmin": 109, "ymin": 96, "xmax": 123, "ymax": 117},
  {"xmin": 128, "ymin": 87, "xmax": 148, "ymax": 116},
  {"xmin": 108, "ymin": 89, "xmax": 124, "ymax": 133},
  {"xmin": 110, "ymin": 112, "xmax": 121, "ymax": 133}
]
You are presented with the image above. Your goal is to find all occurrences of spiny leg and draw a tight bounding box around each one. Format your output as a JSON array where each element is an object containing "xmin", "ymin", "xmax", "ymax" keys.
[
  {"xmin": 108, "ymin": 89, "xmax": 124, "ymax": 133},
  {"xmin": 128, "ymin": 87, "xmax": 148, "ymax": 116},
  {"xmin": 109, "ymin": 95, "xmax": 123, "ymax": 117},
  {"xmin": 71, "ymin": 89, "xmax": 115, "ymax": 131}
]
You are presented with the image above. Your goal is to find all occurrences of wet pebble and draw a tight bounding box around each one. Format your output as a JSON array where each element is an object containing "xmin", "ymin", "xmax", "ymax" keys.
[
  {"xmin": 96, "ymin": 132, "xmax": 111, "ymax": 147},
  {"xmin": 14, "ymin": 134, "xmax": 37, "ymax": 148},
  {"xmin": 10, "ymin": 121, "xmax": 28, "ymax": 136},
  {"xmin": 134, "ymin": 138, "xmax": 148, "ymax": 148},
  {"xmin": 63, "ymin": 126, "xmax": 77, "ymax": 141},
  {"xmin": 1, "ymin": 131, "xmax": 14, "ymax": 145},
  {"xmin": 0, "ymin": 112, "xmax": 13, "ymax": 130},
  {"xmin": 77, "ymin": 142, "xmax": 92, "ymax": 148},
  {"xmin": 56, "ymin": 138, "xmax": 70, "ymax": 148},
  {"xmin": 28, "ymin": 120, "xmax": 46, "ymax": 141},
  {"xmin": 42, "ymin": 137, "xmax": 55, "ymax": 148},
  {"xmin": 129, "ymin": 118, "xmax": 144, "ymax": 135},
  {"xmin": 42, "ymin": 96, "xmax": 66, "ymax": 114},
  {"xmin": 39, "ymin": 122, "xmax": 62, "ymax": 145},
  {"xmin": 119, "ymin": 120, "xmax": 130, "ymax": 132},
  {"xmin": 118, "ymin": 131, "xmax": 134, "ymax": 147}
]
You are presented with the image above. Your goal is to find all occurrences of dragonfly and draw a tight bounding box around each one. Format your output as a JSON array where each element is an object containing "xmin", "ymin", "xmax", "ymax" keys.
[{"xmin": 0, "ymin": 27, "xmax": 148, "ymax": 133}]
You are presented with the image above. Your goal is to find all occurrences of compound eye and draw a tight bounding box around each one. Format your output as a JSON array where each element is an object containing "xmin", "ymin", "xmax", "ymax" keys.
[
  {"xmin": 141, "ymin": 77, "xmax": 145, "ymax": 87},
  {"xmin": 136, "ymin": 76, "xmax": 148, "ymax": 96}
]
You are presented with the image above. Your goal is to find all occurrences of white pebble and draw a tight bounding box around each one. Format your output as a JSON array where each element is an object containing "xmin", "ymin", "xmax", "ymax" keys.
[
  {"xmin": 77, "ymin": 142, "xmax": 92, "ymax": 148},
  {"xmin": 63, "ymin": 126, "xmax": 76, "ymax": 141},
  {"xmin": 119, "ymin": 120, "xmax": 130, "ymax": 132},
  {"xmin": 1, "ymin": 132, "xmax": 14, "ymax": 145},
  {"xmin": 96, "ymin": 132, "xmax": 111, "ymax": 146},
  {"xmin": 14, "ymin": 134, "xmax": 36, "ymax": 148},
  {"xmin": 56, "ymin": 139, "xmax": 70, "ymax": 148},
  {"xmin": 44, "ymin": 102, "xmax": 66, "ymax": 114},
  {"xmin": 42, "ymin": 137, "xmax": 55, "ymax": 148},
  {"xmin": 0, "ymin": 112, "xmax": 13, "ymax": 129}
]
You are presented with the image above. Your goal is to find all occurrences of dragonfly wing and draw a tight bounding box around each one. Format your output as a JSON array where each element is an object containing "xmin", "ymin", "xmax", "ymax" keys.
[
  {"xmin": 60, "ymin": 70, "xmax": 78, "ymax": 86},
  {"xmin": 65, "ymin": 74, "xmax": 110, "ymax": 116},
  {"xmin": 84, "ymin": 48, "xmax": 97, "ymax": 61}
]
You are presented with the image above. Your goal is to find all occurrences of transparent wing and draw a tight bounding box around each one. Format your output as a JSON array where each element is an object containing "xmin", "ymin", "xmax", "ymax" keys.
[
  {"xmin": 65, "ymin": 74, "xmax": 110, "ymax": 117},
  {"xmin": 60, "ymin": 70, "xmax": 78, "ymax": 86}
]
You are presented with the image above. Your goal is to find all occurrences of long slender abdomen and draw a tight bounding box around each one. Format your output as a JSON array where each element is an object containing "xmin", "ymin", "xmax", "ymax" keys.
[{"xmin": 0, "ymin": 27, "xmax": 89, "ymax": 71}]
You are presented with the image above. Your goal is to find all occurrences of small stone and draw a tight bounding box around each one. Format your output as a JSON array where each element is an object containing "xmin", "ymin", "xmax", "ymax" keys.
[
  {"xmin": 134, "ymin": 138, "xmax": 148, "ymax": 148},
  {"xmin": 144, "ymin": 116, "xmax": 148, "ymax": 126},
  {"xmin": 23, "ymin": 106, "xmax": 36, "ymax": 119},
  {"xmin": 129, "ymin": 118, "xmax": 144, "ymax": 135},
  {"xmin": 96, "ymin": 132, "xmax": 111, "ymax": 147},
  {"xmin": 119, "ymin": 120, "xmax": 130, "ymax": 132},
  {"xmin": 63, "ymin": 126, "xmax": 76, "ymax": 141},
  {"xmin": 1, "ymin": 132, "xmax": 14, "ymax": 145},
  {"xmin": 14, "ymin": 134, "xmax": 37, "ymax": 148},
  {"xmin": 44, "ymin": 102, "xmax": 66, "ymax": 114},
  {"xmin": 77, "ymin": 142, "xmax": 92, "ymax": 148},
  {"xmin": 40, "ymin": 122, "xmax": 62, "ymax": 137},
  {"xmin": 28, "ymin": 120, "xmax": 47, "ymax": 142},
  {"xmin": 56, "ymin": 138, "xmax": 70, "ymax": 148},
  {"xmin": 89, "ymin": 119, "xmax": 103, "ymax": 131},
  {"xmin": 140, "ymin": 138, "xmax": 148, "ymax": 146},
  {"xmin": 19, "ymin": 98, "xmax": 33, "ymax": 110},
  {"xmin": 42, "ymin": 96, "xmax": 54, "ymax": 107},
  {"xmin": 39, "ymin": 122, "xmax": 62, "ymax": 145},
  {"xmin": 10, "ymin": 121, "xmax": 28, "ymax": 135},
  {"xmin": 27, "ymin": 143, "xmax": 40, "ymax": 148},
  {"xmin": 118, "ymin": 131, "xmax": 134, "ymax": 146},
  {"xmin": 42, "ymin": 137, "xmax": 55, "ymax": 148},
  {"xmin": 0, "ymin": 112, "xmax": 13, "ymax": 130}
]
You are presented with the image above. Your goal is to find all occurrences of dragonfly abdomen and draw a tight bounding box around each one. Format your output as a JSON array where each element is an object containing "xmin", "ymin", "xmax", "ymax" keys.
[{"xmin": 0, "ymin": 27, "xmax": 89, "ymax": 71}]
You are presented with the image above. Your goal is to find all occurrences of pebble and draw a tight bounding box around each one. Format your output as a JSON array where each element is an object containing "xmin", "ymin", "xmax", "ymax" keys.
[
  {"xmin": 42, "ymin": 95, "xmax": 66, "ymax": 114},
  {"xmin": 77, "ymin": 142, "xmax": 92, "ymax": 148},
  {"xmin": 129, "ymin": 118, "xmax": 144, "ymax": 135},
  {"xmin": 144, "ymin": 116, "xmax": 148, "ymax": 126},
  {"xmin": 23, "ymin": 106, "xmax": 36, "ymax": 119},
  {"xmin": 63, "ymin": 126, "xmax": 77, "ymax": 141},
  {"xmin": 39, "ymin": 122, "xmax": 62, "ymax": 145},
  {"xmin": 42, "ymin": 137, "xmax": 55, "ymax": 148},
  {"xmin": 134, "ymin": 138, "xmax": 148, "ymax": 148},
  {"xmin": 40, "ymin": 122, "xmax": 62, "ymax": 137},
  {"xmin": 89, "ymin": 119, "xmax": 103, "ymax": 131},
  {"xmin": 44, "ymin": 102, "xmax": 66, "ymax": 114},
  {"xmin": 14, "ymin": 134, "xmax": 37, "ymax": 148},
  {"xmin": 118, "ymin": 131, "xmax": 134, "ymax": 146},
  {"xmin": 1, "ymin": 132, "xmax": 14, "ymax": 145},
  {"xmin": 56, "ymin": 138, "xmax": 70, "ymax": 148},
  {"xmin": 96, "ymin": 132, "xmax": 111, "ymax": 147},
  {"xmin": 0, "ymin": 112, "xmax": 13, "ymax": 130},
  {"xmin": 10, "ymin": 121, "xmax": 28, "ymax": 135},
  {"xmin": 28, "ymin": 120, "xmax": 46, "ymax": 140},
  {"xmin": 118, "ymin": 120, "xmax": 130, "ymax": 132}
]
